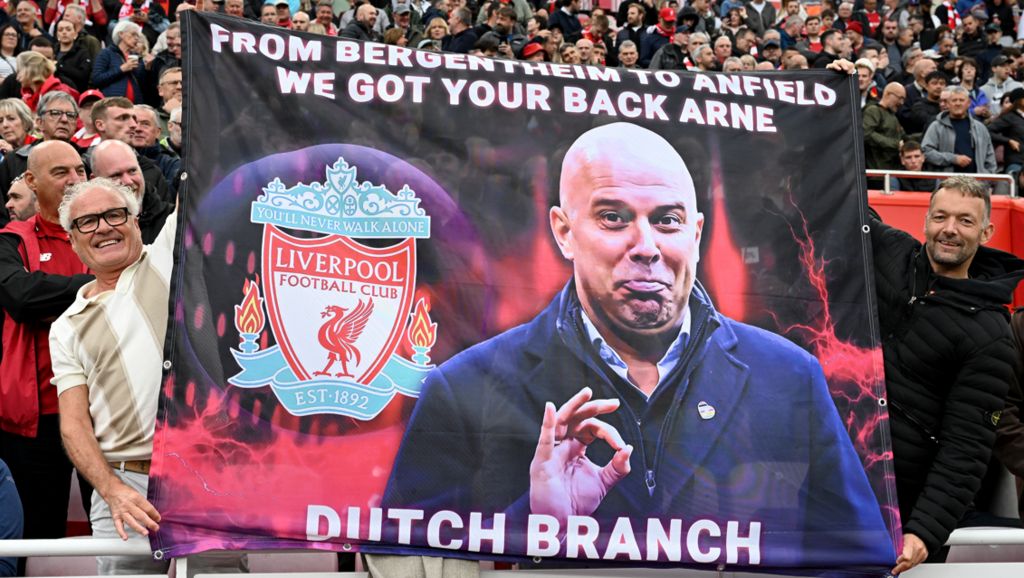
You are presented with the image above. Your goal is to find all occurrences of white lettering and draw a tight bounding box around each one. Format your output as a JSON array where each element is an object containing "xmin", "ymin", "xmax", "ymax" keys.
[{"xmin": 306, "ymin": 505, "xmax": 340, "ymax": 541}]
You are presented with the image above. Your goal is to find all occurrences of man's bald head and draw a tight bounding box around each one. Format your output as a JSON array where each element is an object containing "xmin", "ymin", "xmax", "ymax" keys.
[
  {"xmin": 91, "ymin": 139, "xmax": 145, "ymax": 198},
  {"xmin": 881, "ymin": 82, "xmax": 906, "ymax": 111},
  {"xmin": 914, "ymin": 57, "xmax": 936, "ymax": 81},
  {"xmin": 356, "ymin": 3, "xmax": 377, "ymax": 25},
  {"xmin": 551, "ymin": 123, "xmax": 704, "ymax": 348},
  {"xmin": 558, "ymin": 123, "xmax": 698, "ymax": 218},
  {"xmin": 25, "ymin": 140, "xmax": 87, "ymax": 221}
]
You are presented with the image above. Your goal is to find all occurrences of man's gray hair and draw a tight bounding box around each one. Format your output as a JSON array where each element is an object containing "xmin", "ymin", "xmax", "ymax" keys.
[
  {"xmin": 692, "ymin": 44, "xmax": 713, "ymax": 60},
  {"xmin": 37, "ymin": 91, "xmax": 78, "ymax": 115},
  {"xmin": 58, "ymin": 178, "xmax": 141, "ymax": 232},
  {"xmin": 112, "ymin": 20, "xmax": 142, "ymax": 46},
  {"xmin": 902, "ymin": 46, "xmax": 922, "ymax": 68},
  {"xmin": 619, "ymin": 40, "xmax": 637, "ymax": 51},
  {"xmin": 946, "ymin": 85, "xmax": 969, "ymax": 97},
  {"xmin": 63, "ymin": 3, "xmax": 86, "ymax": 20},
  {"xmin": 453, "ymin": 7, "xmax": 473, "ymax": 27},
  {"xmin": 134, "ymin": 103, "xmax": 160, "ymax": 122},
  {"xmin": 933, "ymin": 175, "xmax": 992, "ymax": 224},
  {"xmin": 690, "ymin": 32, "xmax": 710, "ymax": 44}
]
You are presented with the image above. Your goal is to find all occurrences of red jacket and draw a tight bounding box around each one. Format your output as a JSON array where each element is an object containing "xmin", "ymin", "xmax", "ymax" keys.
[
  {"xmin": 22, "ymin": 75, "xmax": 80, "ymax": 113},
  {"xmin": 0, "ymin": 217, "xmax": 88, "ymax": 438}
]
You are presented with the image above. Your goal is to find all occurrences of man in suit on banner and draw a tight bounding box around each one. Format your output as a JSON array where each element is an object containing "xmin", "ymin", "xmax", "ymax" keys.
[{"xmin": 384, "ymin": 122, "xmax": 893, "ymax": 567}]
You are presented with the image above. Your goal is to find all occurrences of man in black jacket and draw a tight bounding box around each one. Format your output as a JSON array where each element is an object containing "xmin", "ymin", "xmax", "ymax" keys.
[
  {"xmin": 872, "ymin": 175, "xmax": 1024, "ymax": 574},
  {"xmin": 442, "ymin": 7, "xmax": 477, "ymax": 54},
  {"xmin": 339, "ymin": 2, "xmax": 378, "ymax": 42},
  {"xmin": 547, "ymin": 0, "xmax": 583, "ymax": 43}
]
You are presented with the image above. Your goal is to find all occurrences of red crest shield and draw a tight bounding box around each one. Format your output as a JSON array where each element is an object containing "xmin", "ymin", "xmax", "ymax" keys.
[{"xmin": 261, "ymin": 225, "xmax": 416, "ymax": 384}]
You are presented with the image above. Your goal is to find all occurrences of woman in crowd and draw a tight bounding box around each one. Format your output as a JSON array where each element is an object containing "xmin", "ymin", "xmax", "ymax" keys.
[
  {"xmin": 0, "ymin": 97, "xmax": 32, "ymax": 161},
  {"xmin": 0, "ymin": 25, "xmax": 20, "ymax": 82},
  {"xmin": 383, "ymin": 28, "xmax": 407, "ymax": 46},
  {"xmin": 54, "ymin": 19, "xmax": 92, "ymax": 92},
  {"xmin": 425, "ymin": 17, "xmax": 448, "ymax": 45},
  {"xmin": 721, "ymin": 7, "xmax": 746, "ymax": 41},
  {"xmin": 957, "ymin": 56, "xmax": 991, "ymax": 120},
  {"xmin": 18, "ymin": 51, "xmax": 77, "ymax": 112},
  {"xmin": 91, "ymin": 20, "xmax": 146, "ymax": 103}
]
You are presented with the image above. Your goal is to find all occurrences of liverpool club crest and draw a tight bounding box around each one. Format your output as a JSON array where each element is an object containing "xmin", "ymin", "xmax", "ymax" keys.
[{"xmin": 228, "ymin": 157, "xmax": 434, "ymax": 420}]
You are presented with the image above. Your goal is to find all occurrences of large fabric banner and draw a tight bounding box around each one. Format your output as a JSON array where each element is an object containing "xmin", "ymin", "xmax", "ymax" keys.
[{"xmin": 150, "ymin": 12, "xmax": 899, "ymax": 575}]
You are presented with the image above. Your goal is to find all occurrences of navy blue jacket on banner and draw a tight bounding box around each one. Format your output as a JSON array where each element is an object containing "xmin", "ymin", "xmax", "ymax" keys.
[{"xmin": 384, "ymin": 282, "xmax": 893, "ymax": 568}]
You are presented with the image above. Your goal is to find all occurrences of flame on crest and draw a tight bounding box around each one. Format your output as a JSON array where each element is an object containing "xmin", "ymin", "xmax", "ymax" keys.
[
  {"xmin": 234, "ymin": 276, "xmax": 265, "ymax": 335},
  {"xmin": 408, "ymin": 298, "xmax": 437, "ymax": 349}
]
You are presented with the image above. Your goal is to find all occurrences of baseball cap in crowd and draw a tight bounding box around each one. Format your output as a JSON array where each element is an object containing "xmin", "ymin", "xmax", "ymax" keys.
[
  {"xmin": 395, "ymin": 4, "xmax": 411, "ymax": 14},
  {"xmin": 986, "ymin": 23, "xmax": 1001, "ymax": 33},
  {"xmin": 521, "ymin": 42, "xmax": 544, "ymax": 59},
  {"xmin": 78, "ymin": 89, "xmax": 104, "ymax": 107},
  {"xmin": 763, "ymin": 38, "xmax": 780, "ymax": 48},
  {"xmin": 275, "ymin": 0, "xmax": 289, "ymax": 6},
  {"xmin": 658, "ymin": 7, "xmax": 676, "ymax": 21},
  {"xmin": 845, "ymin": 21, "xmax": 863, "ymax": 35},
  {"xmin": 855, "ymin": 58, "xmax": 876, "ymax": 74},
  {"xmin": 993, "ymin": 55, "xmax": 1011, "ymax": 67}
]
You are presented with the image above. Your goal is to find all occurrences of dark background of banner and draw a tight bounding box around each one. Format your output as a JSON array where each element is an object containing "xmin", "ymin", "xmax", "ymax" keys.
[{"xmin": 149, "ymin": 12, "xmax": 897, "ymax": 567}]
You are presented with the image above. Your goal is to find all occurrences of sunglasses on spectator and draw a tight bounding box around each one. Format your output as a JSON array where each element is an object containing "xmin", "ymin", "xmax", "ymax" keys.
[{"xmin": 71, "ymin": 207, "xmax": 130, "ymax": 233}]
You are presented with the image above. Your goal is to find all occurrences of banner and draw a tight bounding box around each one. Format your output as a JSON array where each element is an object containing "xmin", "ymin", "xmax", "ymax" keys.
[{"xmin": 150, "ymin": 12, "xmax": 899, "ymax": 575}]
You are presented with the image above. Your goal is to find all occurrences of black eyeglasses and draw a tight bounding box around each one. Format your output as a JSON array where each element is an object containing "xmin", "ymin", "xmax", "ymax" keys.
[
  {"xmin": 71, "ymin": 207, "xmax": 130, "ymax": 233},
  {"xmin": 42, "ymin": 109, "xmax": 79, "ymax": 120}
]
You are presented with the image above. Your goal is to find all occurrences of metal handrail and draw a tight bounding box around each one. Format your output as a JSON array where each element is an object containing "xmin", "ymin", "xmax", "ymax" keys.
[
  {"xmin": 0, "ymin": 538, "xmax": 150, "ymax": 557},
  {"xmin": 865, "ymin": 169, "xmax": 1018, "ymax": 197},
  {"xmin": 3, "ymin": 527, "xmax": 1024, "ymax": 557}
]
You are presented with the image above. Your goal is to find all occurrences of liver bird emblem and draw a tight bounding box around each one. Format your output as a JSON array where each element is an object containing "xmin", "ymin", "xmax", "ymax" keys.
[{"xmin": 313, "ymin": 299, "xmax": 374, "ymax": 378}]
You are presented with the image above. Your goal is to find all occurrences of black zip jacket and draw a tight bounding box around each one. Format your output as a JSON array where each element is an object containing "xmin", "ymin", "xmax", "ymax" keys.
[{"xmin": 871, "ymin": 213, "xmax": 1024, "ymax": 554}]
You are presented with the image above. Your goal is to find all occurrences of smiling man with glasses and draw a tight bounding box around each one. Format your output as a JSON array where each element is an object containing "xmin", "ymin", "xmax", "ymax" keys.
[{"xmin": 47, "ymin": 179, "xmax": 240, "ymax": 576}]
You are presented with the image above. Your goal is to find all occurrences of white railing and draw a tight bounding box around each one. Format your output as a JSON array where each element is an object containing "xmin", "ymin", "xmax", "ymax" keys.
[
  {"xmin": 865, "ymin": 169, "xmax": 1018, "ymax": 197},
  {"xmin": 3, "ymin": 528, "xmax": 1024, "ymax": 577}
]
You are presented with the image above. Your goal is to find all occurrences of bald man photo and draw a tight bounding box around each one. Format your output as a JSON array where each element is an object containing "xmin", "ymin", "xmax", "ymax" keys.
[{"xmin": 382, "ymin": 123, "xmax": 893, "ymax": 567}]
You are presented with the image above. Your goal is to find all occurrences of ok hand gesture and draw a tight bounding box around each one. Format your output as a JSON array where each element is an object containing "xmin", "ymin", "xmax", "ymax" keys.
[{"xmin": 529, "ymin": 387, "xmax": 633, "ymax": 524}]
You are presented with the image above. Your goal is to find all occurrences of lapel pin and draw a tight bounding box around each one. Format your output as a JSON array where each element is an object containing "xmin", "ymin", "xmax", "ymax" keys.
[{"xmin": 697, "ymin": 401, "xmax": 716, "ymax": 420}]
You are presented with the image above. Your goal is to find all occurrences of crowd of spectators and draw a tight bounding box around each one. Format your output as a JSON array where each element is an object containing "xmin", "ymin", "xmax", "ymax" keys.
[{"xmin": 0, "ymin": 1, "xmax": 1022, "ymax": 577}]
